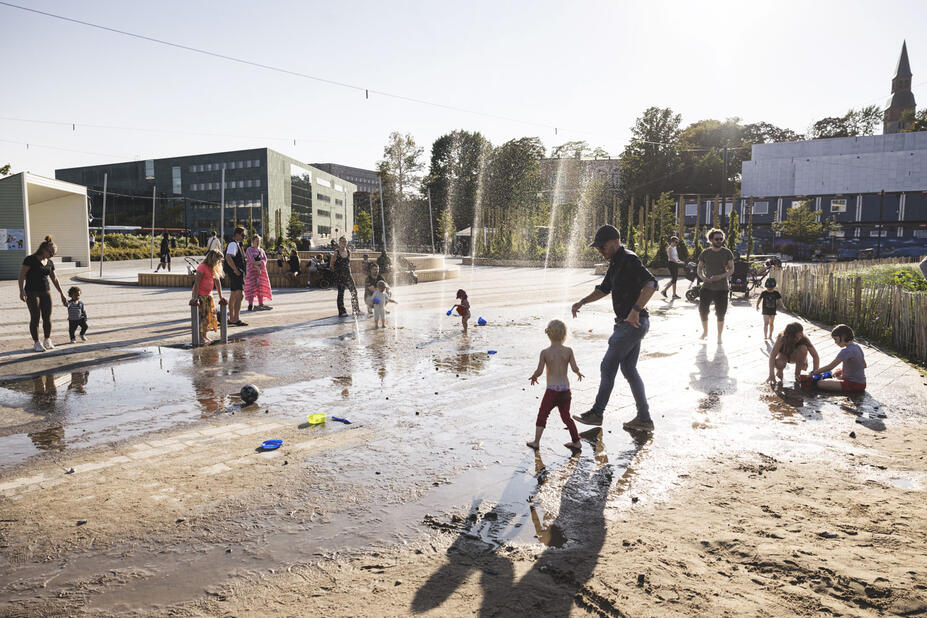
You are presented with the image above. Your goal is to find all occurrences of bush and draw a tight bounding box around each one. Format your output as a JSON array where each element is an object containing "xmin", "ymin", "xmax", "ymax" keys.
[
  {"xmin": 836, "ymin": 264, "xmax": 927, "ymax": 292},
  {"xmin": 91, "ymin": 244, "xmax": 202, "ymax": 262}
]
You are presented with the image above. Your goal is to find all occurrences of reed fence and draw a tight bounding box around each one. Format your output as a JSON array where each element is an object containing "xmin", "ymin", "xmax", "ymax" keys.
[{"xmin": 778, "ymin": 258, "xmax": 927, "ymax": 364}]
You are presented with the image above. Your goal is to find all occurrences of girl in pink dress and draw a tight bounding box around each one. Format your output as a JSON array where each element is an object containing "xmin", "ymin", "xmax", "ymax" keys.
[{"xmin": 244, "ymin": 235, "xmax": 273, "ymax": 311}]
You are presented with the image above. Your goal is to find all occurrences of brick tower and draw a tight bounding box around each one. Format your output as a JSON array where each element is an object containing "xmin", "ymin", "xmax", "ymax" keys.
[{"xmin": 883, "ymin": 41, "xmax": 916, "ymax": 134}]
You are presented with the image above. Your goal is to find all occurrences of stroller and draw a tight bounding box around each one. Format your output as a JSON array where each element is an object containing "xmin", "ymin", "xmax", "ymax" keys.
[
  {"xmin": 729, "ymin": 258, "xmax": 753, "ymax": 300},
  {"xmin": 314, "ymin": 264, "xmax": 337, "ymax": 289},
  {"xmin": 683, "ymin": 261, "xmax": 702, "ymax": 302}
]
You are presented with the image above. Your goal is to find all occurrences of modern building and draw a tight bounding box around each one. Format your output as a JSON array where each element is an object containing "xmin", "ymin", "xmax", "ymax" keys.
[
  {"xmin": 56, "ymin": 148, "xmax": 355, "ymax": 244},
  {"xmin": 0, "ymin": 172, "xmax": 90, "ymax": 279},
  {"xmin": 311, "ymin": 163, "xmax": 379, "ymax": 195}
]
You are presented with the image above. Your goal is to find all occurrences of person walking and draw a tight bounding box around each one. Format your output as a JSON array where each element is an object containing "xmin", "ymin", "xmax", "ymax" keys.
[
  {"xmin": 660, "ymin": 236, "xmax": 685, "ymax": 299},
  {"xmin": 18, "ymin": 236, "xmax": 68, "ymax": 352},
  {"xmin": 154, "ymin": 231, "xmax": 171, "ymax": 272},
  {"xmin": 244, "ymin": 234, "xmax": 273, "ymax": 311},
  {"xmin": 377, "ymin": 248, "xmax": 392, "ymax": 276},
  {"xmin": 329, "ymin": 236, "xmax": 360, "ymax": 317},
  {"xmin": 224, "ymin": 226, "xmax": 248, "ymax": 326},
  {"xmin": 571, "ymin": 225, "xmax": 658, "ymax": 432},
  {"xmin": 206, "ymin": 230, "xmax": 222, "ymax": 254},
  {"xmin": 696, "ymin": 228, "xmax": 735, "ymax": 343}
]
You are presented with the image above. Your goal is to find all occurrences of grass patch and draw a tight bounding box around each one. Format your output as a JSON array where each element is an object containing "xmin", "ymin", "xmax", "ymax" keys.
[{"xmin": 836, "ymin": 264, "xmax": 927, "ymax": 292}]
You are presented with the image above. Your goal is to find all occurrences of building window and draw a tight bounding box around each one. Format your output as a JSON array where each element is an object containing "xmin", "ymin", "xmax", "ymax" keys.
[
  {"xmin": 316, "ymin": 193, "xmax": 331, "ymax": 202},
  {"xmin": 752, "ymin": 201, "xmax": 769, "ymax": 215},
  {"xmin": 317, "ymin": 209, "xmax": 331, "ymax": 217},
  {"xmin": 685, "ymin": 203, "xmax": 697, "ymax": 216},
  {"xmin": 335, "ymin": 184, "xmax": 344, "ymax": 192},
  {"xmin": 252, "ymin": 159, "xmax": 260, "ymax": 168},
  {"xmin": 189, "ymin": 165, "xmax": 196, "ymax": 173},
  {"xmin": 317, "ymin": 178, "xmax": 331, "ymax": 188},
  {"xmin": 914, "ymin": 230, "xmax": 927, "ymax": 239},
  {"xmin": 255, "ymin": 179, "xmax": 260, "ymax": 188},
  {"xmin": 172, "ymin": 167, "xmax": 182, "ymax": 194},
  {"xmin": 335, "ymin": 198, "xmax": 343, "ymax": 206},
  {"xmin": 318, "ymin": 225, "xmax": 331, "ymax": 235},
  {"xmin": 144, "ymin": 159, "xmax": 155, "ymax": 180},
  {"xmin": 829, "ymin": 229, "xmax": 845, "ymax": 238},
  {"xmin": 335, "ymin": 213, "xmax": 344, "ymax": 219},
  {"xmin": 830, "ymin": 199, "xmax": 847, "ymax": 213},
  {"xmin": 868, "ymin": 229, "xmax": 888, "ymax": 237}
]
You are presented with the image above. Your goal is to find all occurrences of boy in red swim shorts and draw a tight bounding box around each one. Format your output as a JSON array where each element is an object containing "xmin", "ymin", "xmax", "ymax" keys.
[
  {"xmin": 527, "ymin": 319, "xmax": 584, "ymax": 452},
  {"xmin": 814, "ymin": 324, "xmax": 867, "ymax": 392}
]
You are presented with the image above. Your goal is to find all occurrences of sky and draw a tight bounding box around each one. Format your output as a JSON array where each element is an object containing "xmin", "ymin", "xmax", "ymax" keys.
[{"xmin": 1, "ymin": 0, "xmax": 925, "ymax": 178}]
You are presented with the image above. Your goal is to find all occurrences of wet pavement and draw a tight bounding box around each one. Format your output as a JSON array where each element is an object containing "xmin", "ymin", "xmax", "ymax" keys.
[{"xmin": 1, "ymin": 278, "xmax": 924, "ymax": 612}]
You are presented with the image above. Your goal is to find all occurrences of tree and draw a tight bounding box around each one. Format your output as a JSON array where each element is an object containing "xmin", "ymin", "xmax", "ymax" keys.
[
  {"xmin": 437, "ymin": 208, "xmax": 455, "ymax": 253},
  {"xmin": 772, "ymin": 201, "xmax": 832, "ymax": 250},
  {"xmin": 378, "ymin": 132, "xmax": 425, "ymax": 246},
  {"xmin": 355, "ymin": 210, "xmax": 372, "ymax": 244},
  {"xmin": 590, "ymin": 146, "xmax": 610, "ymax": 159},
  {"xmin": 903, "ymin": 109, "xmax": 927, "ymax": 132},
  {"xmin": 0, "ymin": 163, "xmax": 10, "ymax": 177},
  {"xmin": 550, "ymin": 140, "xmax": 590, "ymax": 159},
  {"xmin": 809, "ymin": 105, "xmax": 881, "ymax": 139},
  {"xmin": 741, "ymin": 122, "xmax": 803, "ymax": 144},
  {"xmin": 726, "ymin": 210, "xmax": 739, "ymax": 252},
  {"xmin": 286, "ymin": 214, "xmax": 304, "ymax": 244}
]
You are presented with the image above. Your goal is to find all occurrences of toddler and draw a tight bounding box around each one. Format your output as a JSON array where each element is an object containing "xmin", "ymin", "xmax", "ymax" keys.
[
  {"xmin": 67, "ymin": 286, "xmax": 88, "ymax": 343},
  {"xmin": 454, "ymin": 289, "xmax": 471, "ymax": 333},
  {"xmin": 813, "ymin": 324, "xmax": 867, "ymax": 392},
  {"xmin": 371, "ymin": 280, "xmax": 397, "ymax": 328},
  {"xmin": 527, "ymin": 319, "xmax": 584, "ymax": 452},
  {"xmin": 768, "ymin": 321, "xmax": 820, "ymax": 384},
  {"xmin": 755, "ymin": 277, "xmax": 785, "ymax": 339}
]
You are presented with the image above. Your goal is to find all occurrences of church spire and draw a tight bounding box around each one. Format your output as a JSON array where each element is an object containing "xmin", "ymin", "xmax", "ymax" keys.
[
  {"xmin": 895, "ymin": 40, "xmax": 912, "ymax": 78},
  {"xmin": 884, "ymin": 41, "xmax": 916, "ymax": 134}
]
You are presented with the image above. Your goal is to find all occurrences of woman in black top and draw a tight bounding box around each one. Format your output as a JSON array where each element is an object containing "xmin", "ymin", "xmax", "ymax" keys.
[
  {"xmin": 154, "ymin": 231, "xmax": 171, "ymax": 272},
  {"xmin": 329, "ymin": 236, "xmax": 360, "ymax": 317},
  {"xmin": 18, "ymin": 236, "xmax": 68, "ymax": 352}
]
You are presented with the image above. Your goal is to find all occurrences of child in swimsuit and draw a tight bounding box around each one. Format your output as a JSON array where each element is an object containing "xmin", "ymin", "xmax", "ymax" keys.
[{"xmin": 527, "ymin": 319, "xmax": 584, "ymax": 452}]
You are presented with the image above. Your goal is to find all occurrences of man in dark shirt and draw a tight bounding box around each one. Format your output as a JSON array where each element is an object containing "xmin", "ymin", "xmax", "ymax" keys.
[
  {"xmin": 696, "ymin": 228, "xmax": 735, "ymax": 343},
  {"xmin": 364, "ymin": 263, "xmax": 387, "ymax": 316},
  {"xmin": 571, "ymin": 225, "xmax": 658, "ymax": 432}
]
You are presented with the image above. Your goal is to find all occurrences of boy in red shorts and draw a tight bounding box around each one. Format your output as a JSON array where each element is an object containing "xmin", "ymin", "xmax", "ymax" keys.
[
  {"xmin": 814, "ymin": 324, "xmax": 867, "ymax": 392},
  {"xmin": 527, "ymin": 319, "xmax": 584, "ymax": 452}
]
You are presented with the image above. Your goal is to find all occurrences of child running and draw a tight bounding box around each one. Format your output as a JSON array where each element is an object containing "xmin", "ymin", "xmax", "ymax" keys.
[
  {"xmin": 768, "ymin": 321, "xmax": 820, "ymax": 384},
  {"xmin": 454, "ymin": 289, "xmax": 471, "ymax": 333},
  {"xmin": 813, "ymin": 324, "xmax": 867, "ymax": 392},
  {"xmin": 66, "ymin": 286, "xmax": 88, "ymax": 343},
  {"xmin": 191, "ymin": 250, "xmax": 225, "ymax": 345},
  {"xmin": 755, "ymin": 277, "xmax": 785, "ymax": 339},
  {"xmin": 527, "ymin": 319, "xmax": 584, "ymax": 453},
  {"xmin": 371, "ymin": 280, "xmax": 397, "ymax": 328}
]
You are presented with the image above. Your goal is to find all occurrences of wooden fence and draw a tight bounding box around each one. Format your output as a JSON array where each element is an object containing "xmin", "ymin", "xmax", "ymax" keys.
[{"xmin": 778, "ymin": 258, "xmax": 927, "ymax": 364}]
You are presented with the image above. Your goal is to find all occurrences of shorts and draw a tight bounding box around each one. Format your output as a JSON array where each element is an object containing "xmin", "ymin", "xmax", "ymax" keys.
[
  {"xmin": 160, "ymin": 253, "xmax": 171, "ymax": 264},
  {"xmin": 228, "ymin": 273, "xmax": 244, "ymax": 291},
  {"xmin": 698, "ymin": 288, "xmax": 728, "ymax": 320},
  {"xmin": 840, "ymin": 380, "xmax": 866, "ymax": 392},
  {"xmin": 668, "ymin": 262, "xmax": 679, "ymax": 283},
  {"xmin": 762, "ymin": 309, "xmax": 777, "ymax": 316}
]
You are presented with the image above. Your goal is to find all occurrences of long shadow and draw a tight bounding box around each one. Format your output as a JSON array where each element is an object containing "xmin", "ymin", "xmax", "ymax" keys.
[
  {"xmin": 688, "ymin": 344, "xmax": 737, "ymax": 420},
  {"xmin": 412, "ymin": 431, "xmax": 649, "ymax": 616}
]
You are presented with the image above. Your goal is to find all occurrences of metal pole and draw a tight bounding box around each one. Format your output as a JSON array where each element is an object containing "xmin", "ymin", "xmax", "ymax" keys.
[
  {"xmin": 369, "ymin": 193, "xmax": 376, "ymax": 249},
  {"xmin": 377, "ymin": 175, "xmax": 387, "ymax": 250},
  {"xmin": 190, "ymin": 300, "xmax": 201, "ymax": 347},
  {"xmin": 219, "ymin": 298, "xmax": 228, "ymax": 343},
  {"xmin": 427, "ymin": 187, "xmax": 436, "ymax": 253},
  {"xmin": 877, "ymin": 189, "xmax": 884, "ymax": 258},
  {"xmin": 150, "ymin": 185, "xmax": 156, "ymax": 269},
  {"xmin": 220, "ymin": 168, "xmax": 225, "ymax": 244},
  {"xmin": 99, "ymin": 173, "xmax": 107, "ymax": 277}
]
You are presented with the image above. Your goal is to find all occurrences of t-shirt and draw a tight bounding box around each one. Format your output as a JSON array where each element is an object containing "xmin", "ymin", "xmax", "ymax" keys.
[
  {"xmin": 667, "ymin": 245, "xmax": 682, "ymax": 264},
  {"xmin": 225, "ymin": 241, "xmax": 245, "ymax": 277},
  {"xmin": 836, "ymin": 342, "xmax": 866, "ymax": 384},
  {"xmin": 759, "ymin": 290, "xmax": 781, "ymax": 314},
  {"xmin": 698, "ymin": 247, "xmax": 734, "ymax": 291},
  {"xmin": 22, "ymin": 255, "xmax": 54, "ymax": 293},
  {"xmin": 67, "ymin": 300, "xmax": 87, "ymax": 321},
  {"xmin": 206, "ymin": 237, "xmax": 222, "ymax": 253},
  {"xmin": 196, "ymin": 262, "xmax": 216, "ymax": 295},
  {"xmin": 364, "ymin": 273, "xmax": 385, "ymax": 298},
  {"xmin": 160, "ymin": 237, "xmax": 170, "ymax": 256}
]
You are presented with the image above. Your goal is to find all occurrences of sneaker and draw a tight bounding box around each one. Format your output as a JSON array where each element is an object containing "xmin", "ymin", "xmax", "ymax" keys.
[
  {"xmin": 70, "ymin": 338, "xmax": 76, "ymax": 344},
  {"xmin": 33, "ymin": 341, "xmax": 46, "ymax": 352},
  {"xmin": 573, "ymin": 410, "xmax": 603, "ymax": 426},
  {"xmin": 622, "ymin": 418, "xmax": 655, "ymax": 432},
  {"xmin": 79, "ymin": 334, "xmax": 87, "ymax": 342},
  {"xmin": 248, "ymin": 304, "xmax": 254, "ymax": 311},
  {"xmin": 660, "ymin": 288, "xmax": 667, "ymax": 298},
  {"xmin": 43, "ymin": 339, "xmax": 54, "ymax": 350},
  {"xmin": 258, "ymin": 305, "xmax": 272, "ymax": 311},
  {"xmin": 231, "ymin": 320, "xmax": 249, "ymax": 326},
  {"xmin": 672, "ymin": 294, "xmax": 681, "ymax": 299}
]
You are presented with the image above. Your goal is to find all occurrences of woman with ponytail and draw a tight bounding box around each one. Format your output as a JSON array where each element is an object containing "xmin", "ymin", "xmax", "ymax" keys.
[{"xmin": 18, "ymin": 236, "xmax": 68, "ymax": 352}]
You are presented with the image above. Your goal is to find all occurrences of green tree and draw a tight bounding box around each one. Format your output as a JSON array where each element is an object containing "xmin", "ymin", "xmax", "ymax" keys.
[
  {"xmin": 726, "ymin": 210, "xmax": 739, "ymax": 252},
  {"xmin": 590, "ymin": 146, "xmax": 610, "ymax": 159},
  {"xmin": 902, "ymin": 109, "xmax": 927, "ymax": 132},
  {"xmin": 550, "ymin": 140, "xmax": 590, "ymax": 159},
  {"xmin": 378, "ymin": 132, "xmax": 425, "ymax": 245},
  {"xmin": 809, "ymin": 105, "xmax": 882, "ymax": 139},
  {"xmin": 0, "ymin": 163, "xmax": 10, "ymax": 177},
  {"xmin": 286, "ymin": 214, "xmax": 304, "ymax": 244},
  {"xmin": 355, "ymin": 210, "xmax": 372, "ymax": 244},
  {"xmin": 437, "ymin": 208, "xmax": 455, "ymax": 253},
  {"xmin": 772, "ymin": 201, "xmax": 832, "ymax": 248}
]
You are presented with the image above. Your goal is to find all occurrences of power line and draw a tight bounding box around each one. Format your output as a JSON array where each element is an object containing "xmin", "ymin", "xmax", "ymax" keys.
[
  {"xmin": 0, "ymin": 138, "xmax": 133, "ymax": 159},
  {"xmin": 0, "ymin": 1, "xmax": 596, "ymax": 138}
]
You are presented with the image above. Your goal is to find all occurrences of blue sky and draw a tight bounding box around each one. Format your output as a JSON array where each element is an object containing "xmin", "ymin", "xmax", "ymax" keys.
[{"xmin": 1, "ymin": 0, "xmax": 924, "ymax": 177}]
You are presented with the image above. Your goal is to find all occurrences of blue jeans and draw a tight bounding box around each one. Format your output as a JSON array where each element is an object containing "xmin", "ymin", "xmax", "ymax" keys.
[{"xmin": 591, "ymin": 317, "xmax": 650, "ymax": 420}]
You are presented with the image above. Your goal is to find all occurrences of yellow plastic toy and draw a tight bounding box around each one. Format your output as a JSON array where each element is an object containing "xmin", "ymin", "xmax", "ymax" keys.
[{"xmin": 307, "ymin": 413, "xmax": 326, "ymax": 425}]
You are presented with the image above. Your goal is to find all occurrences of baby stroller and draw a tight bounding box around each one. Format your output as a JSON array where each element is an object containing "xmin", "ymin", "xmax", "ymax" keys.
[
  {"xmin": 315, "ymin": 264, "xmax": 337, "ymax": 289},
  {"xmin": 683, "ymin": 261, "xmax": 702, "ymax": 302},
  {"xmin": 729, "ymin": 258, "xmax": 753, "ymax": 300}
]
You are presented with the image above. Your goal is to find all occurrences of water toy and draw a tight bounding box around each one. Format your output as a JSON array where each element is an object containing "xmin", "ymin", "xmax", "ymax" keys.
[
  {"xmin": 240, "ymin": 384, "xmax": 260, "ymax": 404},
  {"xmin": 260, "ymin": 439, "xmax": 282, "ymax": 450},
  {"xmin": 331, "ymin": 416, "xmax": 352, "ymax": 424},
  {"xmin": 488, "ymin": 350, "xmax": 497, "ymax": 355},
  {"xmin": 446, "ymin": 304, "xmax": 458, "ymax": 316},
  {"xmin": 373, "ymin": 297, "xmax": 380, "ymax": 304},
  {"xmin": 307, "ymin": 413, "xmax": 326, "ymax": 425},
  {"xmin": 477, "ymin": 317, "xmax": 487, "ymax": 326},
  {"xmin": 812, "ymin": 371, "xmax": 833, "ymax": 382}
]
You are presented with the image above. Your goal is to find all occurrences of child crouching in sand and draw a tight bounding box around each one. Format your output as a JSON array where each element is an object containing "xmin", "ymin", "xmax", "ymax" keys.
[
  {"xmin": 527, "ymin": 319, "xmax": 584, "ymax": 452},
  {"xmin": 812, "ymin": 324, "xmax": 867, "ymax": 392},
  {"xmin": 768, "ymin": 321, "xmax": 819, "ymax": 384}
]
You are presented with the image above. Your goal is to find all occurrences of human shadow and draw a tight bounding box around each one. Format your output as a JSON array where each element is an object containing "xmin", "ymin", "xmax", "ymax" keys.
[
  {"xmin": 412, "ymin": 431, "xmax": 649, "ymax": 616},
  {"xmin": 688, "ymin": 344, "xmax": 737, "ymax": 419}
]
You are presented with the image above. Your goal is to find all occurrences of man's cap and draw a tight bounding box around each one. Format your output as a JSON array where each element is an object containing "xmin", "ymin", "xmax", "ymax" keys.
[{"xmin": 589, "ymin": 225, "xmax": 621, "ymax": 248}]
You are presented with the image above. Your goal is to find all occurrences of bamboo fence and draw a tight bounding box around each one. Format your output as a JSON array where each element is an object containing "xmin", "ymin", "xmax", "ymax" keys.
[{"xmin": 778, "ymin": 258, "xmax": 927, "ymax": 364}]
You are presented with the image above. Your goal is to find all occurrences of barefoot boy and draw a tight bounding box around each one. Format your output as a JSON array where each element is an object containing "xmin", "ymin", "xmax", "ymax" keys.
[
  {"xmin": 813, "ymin": 324, "xmax": 867, "ymax": 392},
  {"xmin": 527, "ymin": 319, "xmax": 584, "ymax": 452}
]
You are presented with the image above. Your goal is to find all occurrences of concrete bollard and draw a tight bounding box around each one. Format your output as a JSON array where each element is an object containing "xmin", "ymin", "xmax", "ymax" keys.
[
  {"xmin": 190, "ymin": 299, "xmax": 201, "ymax": 347},
  {"xmin": 218, "ymin": 298, "xmax": 228, "ymax": 344}
]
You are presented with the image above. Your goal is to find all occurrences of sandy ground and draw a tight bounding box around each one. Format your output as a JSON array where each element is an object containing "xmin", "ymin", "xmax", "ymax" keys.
[{"xmin": 1, "ymin": 260, "xmax": 926, "ymax": 616}]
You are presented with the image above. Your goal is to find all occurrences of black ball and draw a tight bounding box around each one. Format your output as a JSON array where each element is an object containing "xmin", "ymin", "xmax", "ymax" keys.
[{"xmin": 240, "ymin": 384, "xmax": 260, "ymax": 404}]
